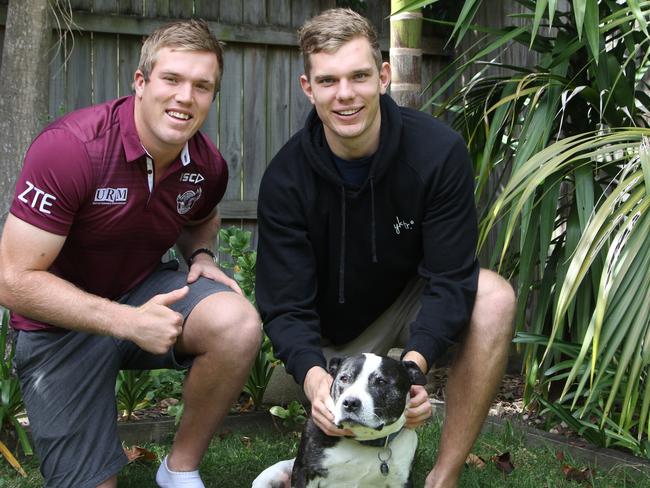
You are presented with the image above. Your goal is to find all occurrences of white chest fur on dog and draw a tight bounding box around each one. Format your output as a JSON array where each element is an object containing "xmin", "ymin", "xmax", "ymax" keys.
[
  {"xmin": 308, "ymin": 429, "xmax": 417, "ymax": 487},
  {"xmin": 252, "ymin": 353, "xmax": 427, "ymax": 488}
]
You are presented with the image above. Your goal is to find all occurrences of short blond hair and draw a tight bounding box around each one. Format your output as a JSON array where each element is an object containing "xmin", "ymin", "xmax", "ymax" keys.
[
  {"xmin": 138, "ymin": 19, "xmax": 224, "ymax": 93},
  {"xmin": 298, "ymin": 8, "xmax": 382, "ymax": 79}
]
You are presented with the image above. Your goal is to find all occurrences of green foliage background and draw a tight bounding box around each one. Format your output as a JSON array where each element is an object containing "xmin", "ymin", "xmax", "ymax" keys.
[{"xmin": 398, "ymin": 0, "xmax": 650, "ymax": 456}]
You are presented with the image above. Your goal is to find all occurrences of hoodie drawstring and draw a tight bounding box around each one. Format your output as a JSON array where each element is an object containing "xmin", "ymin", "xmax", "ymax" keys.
[
  {"xmin": 338, "ymin": 186, "xmax": 347, "ymax": 304},
  {"xmin": 338, "ymin": 180, "xmax": 379, "ymax": 304},
  {"xmin": 370, "ymin": 177, "xmax": 378, "ymax": 263}
]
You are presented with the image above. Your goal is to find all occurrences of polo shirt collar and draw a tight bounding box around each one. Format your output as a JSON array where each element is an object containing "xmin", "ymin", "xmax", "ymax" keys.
[
  {"xmin": 118, "ymin": 95, "xmax": 192, "ymax": 166},
  {"xmin": 180, "ymin": 143, "xmax": 191, "ymax": 166}
]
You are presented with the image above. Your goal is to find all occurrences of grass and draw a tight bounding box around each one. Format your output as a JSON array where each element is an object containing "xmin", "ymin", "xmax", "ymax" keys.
[{"xmin": 1, "ymin": 418, "xmax": 649, "ymax": 487}]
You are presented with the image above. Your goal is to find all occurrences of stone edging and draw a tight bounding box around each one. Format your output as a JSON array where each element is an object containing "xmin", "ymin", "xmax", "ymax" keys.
[{"xmin": 117, "ymin": 410, "xmax": 276, "ymax": 446}]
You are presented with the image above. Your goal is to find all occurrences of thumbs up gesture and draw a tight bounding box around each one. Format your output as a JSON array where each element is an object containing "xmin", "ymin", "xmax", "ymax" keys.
[{"xmin": 127, "ymin": 286, "xmax": 189, "ymax": 354}]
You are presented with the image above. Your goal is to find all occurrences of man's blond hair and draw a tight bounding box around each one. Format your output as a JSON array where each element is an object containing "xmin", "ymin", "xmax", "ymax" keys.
[
  {"xmin": 298, "ymin": 8, "xmax": 382, "ymax": 79},
  {"xmin": 138, "ymin": 19, "xmax": 224, "ymax": 93}
]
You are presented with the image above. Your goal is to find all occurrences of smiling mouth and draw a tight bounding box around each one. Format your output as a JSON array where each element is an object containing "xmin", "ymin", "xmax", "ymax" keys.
[
  {"xmin": 335, "ymin": 107, "xmax": 362, "ymax": 117},
  {"xmin": 167, "ymin": 110, "xmax": 192, "ymax": 121}
]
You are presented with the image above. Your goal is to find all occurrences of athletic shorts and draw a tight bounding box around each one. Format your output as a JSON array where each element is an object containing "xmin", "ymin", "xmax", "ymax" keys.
[{"xmin": 12, "ymin": 260, "xmax": 233, "ymax": 488}]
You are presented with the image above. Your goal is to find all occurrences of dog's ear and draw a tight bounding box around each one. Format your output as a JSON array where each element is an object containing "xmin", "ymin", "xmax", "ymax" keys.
[
  {"xmin": 402, "ymin": 360, "xmax": 428, "ymax": 386},
  {"xmin": 328, "ymin": 357, "xmax": 344, "ymax": 377}
]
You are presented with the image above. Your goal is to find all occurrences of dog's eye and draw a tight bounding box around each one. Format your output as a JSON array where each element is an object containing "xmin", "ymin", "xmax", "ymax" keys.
[
  {"xmin": 339, "ymin": 374, "xmax": 349, "ymax": 383},
  {"xmin": 375, "ymin": 377, "xmax": 387, "ymax": 386}
]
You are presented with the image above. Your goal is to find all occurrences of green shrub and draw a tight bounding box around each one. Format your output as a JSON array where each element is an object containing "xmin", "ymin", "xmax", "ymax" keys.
[
  {"xmin": 220, "ymin": 226, "xmax": 278, "ymax": 410},
  {"xmin": 0, "ymin": 308, "xmax": 31, "ymax": 458}
]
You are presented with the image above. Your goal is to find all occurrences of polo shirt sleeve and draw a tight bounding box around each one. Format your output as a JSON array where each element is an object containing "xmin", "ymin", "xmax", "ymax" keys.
[{"xmin": 10, "ymin": 128, "xmax": 93, "ymax": 236}]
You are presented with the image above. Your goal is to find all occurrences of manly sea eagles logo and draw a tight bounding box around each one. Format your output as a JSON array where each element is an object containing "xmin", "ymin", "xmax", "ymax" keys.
[{"xmin": 176, "ymin": 187, "xmax": 202, "ymax": 215}]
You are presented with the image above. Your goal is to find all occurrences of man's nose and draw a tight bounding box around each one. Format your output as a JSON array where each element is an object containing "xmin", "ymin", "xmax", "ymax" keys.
[
  {"xmin": 175, "ymin": 82, "xmax": 193, "ymax": 103},
  {"xmin": 336, "ymin": 79, "xmax": 354, "ymax": 100}
]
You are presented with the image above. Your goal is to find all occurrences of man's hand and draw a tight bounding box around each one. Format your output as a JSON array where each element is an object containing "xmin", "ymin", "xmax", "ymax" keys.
[
  {"xmin": 303, "ymin": 366, "xmax": 352, "ymax": 437},
  {"xmin": 126, "ymin": 286, "xmax": 189, "ymax": 354},
  {"xmin": 405, "ymin": 384, "xmax": 432, "ymax": 429},
  {"xmin": 401, "ymin": 349, "xmax": 432, "ymax": 428},
  {"xmin": 186, "ymin": 254, "xmax": 243, "ymax": 295}
]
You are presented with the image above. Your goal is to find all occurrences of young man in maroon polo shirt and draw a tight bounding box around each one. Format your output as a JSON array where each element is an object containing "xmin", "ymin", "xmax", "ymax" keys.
[{"xmin": 0, "ymin": 19, "xmax": 260, "ymax": 488}]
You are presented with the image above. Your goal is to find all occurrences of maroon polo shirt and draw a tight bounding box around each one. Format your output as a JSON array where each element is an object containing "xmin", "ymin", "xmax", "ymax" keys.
[{"xmin": 9, "ymin": 96, "xmax": 228, "ymax": 331}]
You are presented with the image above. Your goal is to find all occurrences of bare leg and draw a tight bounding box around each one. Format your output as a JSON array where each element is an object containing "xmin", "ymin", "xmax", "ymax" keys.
[
  {"xmin": 166, "ymin": 292, "xmax": 261, "ymax": 471},
  {"xmin": 425, "ymin": 269, "xmax": 515, "ymax": 488}
]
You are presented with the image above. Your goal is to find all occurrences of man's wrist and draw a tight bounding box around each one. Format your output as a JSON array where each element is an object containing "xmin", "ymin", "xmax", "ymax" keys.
[
  {"xmin": 303, "ymin": 366, "xmax": 329, "ymax": 401},
  {"xmin": 402, "ymin": 350, "xmax": 428, "ymax": 374},
  {"xmin": 186, "ymin": 248, "xmax": 216, "ymax": 266}
]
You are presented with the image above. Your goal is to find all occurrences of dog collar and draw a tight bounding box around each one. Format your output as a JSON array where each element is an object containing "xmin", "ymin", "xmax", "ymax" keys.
[{"xmin": 356, "ymin": 428, "xmax": 402, "ymax": 447}]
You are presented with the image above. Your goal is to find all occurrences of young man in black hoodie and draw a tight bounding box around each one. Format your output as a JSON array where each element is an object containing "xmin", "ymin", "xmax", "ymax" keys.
[{"xmin": 256, "ymin": 8, "xmax": 515, "ymax": 488}]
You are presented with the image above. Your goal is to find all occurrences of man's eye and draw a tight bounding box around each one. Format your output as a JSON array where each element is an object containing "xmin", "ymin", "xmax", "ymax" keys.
[{"xmin": 354, "ymin": 73, "xmax": 369, "ymax": 80}]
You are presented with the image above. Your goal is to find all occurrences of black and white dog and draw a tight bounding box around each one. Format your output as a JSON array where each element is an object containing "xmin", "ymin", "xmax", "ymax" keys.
[{"xmin": 252, "ymin": 353, "xmax": 427, "ymax": 487}]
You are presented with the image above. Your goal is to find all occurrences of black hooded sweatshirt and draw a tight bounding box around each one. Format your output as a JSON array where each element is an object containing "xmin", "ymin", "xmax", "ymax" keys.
[{"xmin": 256, "ymin": 94, "xmax": 479, "ymax": 386}]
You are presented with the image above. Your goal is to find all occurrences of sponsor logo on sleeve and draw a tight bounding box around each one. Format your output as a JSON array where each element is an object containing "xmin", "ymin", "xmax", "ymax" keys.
[
  {"xmin": 93, "ymin": 188, "xmax": 128, "ymax": 204},
  {"xmin": 17, "ymin": 181, "xmax": 57, "ymax": 214},
  {"xmin": 177, "ymin": 187, "xmax": 202, "ymax": 215}
]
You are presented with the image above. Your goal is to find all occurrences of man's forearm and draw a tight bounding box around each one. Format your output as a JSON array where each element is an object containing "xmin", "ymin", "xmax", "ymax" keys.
[
  {"xmin": 176, "ymin": 209, "xmax": 220, "ymax": 263},
  {"xmin": 1, "ymin": 268, "xmax": 134, "ymax": 337}
]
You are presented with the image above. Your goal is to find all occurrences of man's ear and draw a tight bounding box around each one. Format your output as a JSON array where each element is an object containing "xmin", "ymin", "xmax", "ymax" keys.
[
  {"xmin": 133, "ymin": 70, "xmax": 146, "ymax": 98},
  {"xmin": 379, "ymin": 61, "xmax": 391, "ymax": 95},
  {"xmin": 300, "ymin": 74, "xmax": 315, "ymax": 104}
]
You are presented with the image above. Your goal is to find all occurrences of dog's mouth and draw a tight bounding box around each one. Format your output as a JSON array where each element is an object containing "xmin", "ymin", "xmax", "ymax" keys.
[
  {"xmin": 336, "ymin": 418, "xmax": 385, "ymax": 431},
  {"xmin": 336, "ymin": 412, "xmax": 408, "ymax": 441}
]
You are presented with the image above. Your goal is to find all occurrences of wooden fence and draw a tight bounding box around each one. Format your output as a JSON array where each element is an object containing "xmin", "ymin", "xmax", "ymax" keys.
[{"xmin": 0, "ymin": 0, "xmax": 449, "ymax": 243}]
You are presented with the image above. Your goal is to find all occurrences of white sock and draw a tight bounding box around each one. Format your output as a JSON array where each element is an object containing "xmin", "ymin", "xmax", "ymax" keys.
[{"xmin": 156, "ymin": 455, "xmax": 205, "ymax": 488}]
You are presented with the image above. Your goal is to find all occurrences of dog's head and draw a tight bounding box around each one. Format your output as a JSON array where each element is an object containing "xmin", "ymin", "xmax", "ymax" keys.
[{"xmin": 328, "ymin": 353, "xmax": 427, "ymax": 440}]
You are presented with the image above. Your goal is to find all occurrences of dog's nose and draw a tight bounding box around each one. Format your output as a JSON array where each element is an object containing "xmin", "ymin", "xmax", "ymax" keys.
[{"xmin": 342, "ymin": 397, "xmax": 361, "ymax": 412}]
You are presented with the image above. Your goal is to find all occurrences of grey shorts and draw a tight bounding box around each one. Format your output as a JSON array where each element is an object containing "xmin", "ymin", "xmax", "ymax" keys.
[
  {"xmin": 321, "ymin": 277, "xmax": 425, "ymax": 362},
  {"xmin": 13, "ymin": 260, "xmax": 233, "ymax": 488}
]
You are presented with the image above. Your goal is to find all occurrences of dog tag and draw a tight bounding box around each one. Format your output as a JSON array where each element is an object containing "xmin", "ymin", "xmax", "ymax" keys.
[{"xmin": 380, "ymin": 461, "xmax": 389, "ymax": 476}]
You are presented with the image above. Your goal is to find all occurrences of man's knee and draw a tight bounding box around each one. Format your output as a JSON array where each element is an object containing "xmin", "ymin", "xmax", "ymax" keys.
[
  {"xmin": 211, "ymin": 293, "xmax": 261, "ymax": 345},
  {"xmin": 471, "ymin": 269, "xmax": 516, "ymax": 340},
  {"xmin": 185, "ymin": 292, "xmax": 261, "ymax": 354}
]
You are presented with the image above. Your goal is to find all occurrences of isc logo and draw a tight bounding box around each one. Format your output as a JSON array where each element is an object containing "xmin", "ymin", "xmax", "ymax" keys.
[{"xmin": 180, "ymin": 172, "xmax": 205, "ymax": 184}]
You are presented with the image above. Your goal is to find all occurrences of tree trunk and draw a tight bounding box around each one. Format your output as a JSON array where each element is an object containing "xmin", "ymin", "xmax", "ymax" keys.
[
  {"xmin": 0, "ymin": 0, "xmax": 51, "ymax": 226},
  {"xmin": 389, "ymin": 0, "xmax": 422, "ymax": 109}
]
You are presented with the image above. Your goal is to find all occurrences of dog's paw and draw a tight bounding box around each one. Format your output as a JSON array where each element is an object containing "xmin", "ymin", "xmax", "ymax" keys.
[{"xmin": 251, "ymin": 458, "xmax": 295, "ymax": 488}]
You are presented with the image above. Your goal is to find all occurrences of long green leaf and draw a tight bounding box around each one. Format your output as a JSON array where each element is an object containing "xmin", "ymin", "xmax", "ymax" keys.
[
  {"xmin": 389, "ymin": 0, "xmax": 434, "ymax": 15},
  {"xmin": 583, "ymin": 0, "xmax": 600, "ymax": 62},
  {"xmin": 548, "ymin": 0, "xmax": 557, "ymax": 26},
  {"xmin": 531, "ymin": 0, "xmax": 549, "ymax": 47},
  {"xmin": 450, "ymin": 0, "xmax": 483, "ymax": 46},
  {"xmin": 626, "ymin": 0, "xmax": 649, "ymax": 35},
  {"xmin": 642, "ymin": 136, "xmax": 650, "ymax": 191},
  {"xmin": 573, "ymin": 0, "xmax": 587, "ymax": 40}
]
